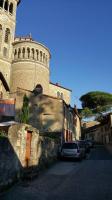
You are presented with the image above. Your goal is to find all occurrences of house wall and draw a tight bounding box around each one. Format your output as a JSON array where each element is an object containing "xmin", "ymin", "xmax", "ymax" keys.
[
  {"xmin": 49, "ymin": 83, "xmax": 71, "ymax": 105},
  {"xmin": 74, "ymin": 115, "xmax": 81, "ymax": 140},
  {"xmin": 29, "ymin": 95, "xmax": 64, "ymax": 133},
  {"xmin": 29, "ymin": 95, "xmax": 80, "ymax": 143},
  {"xmin": 85, "ymin": 115, "xmax": 112, "ymax": 144},
  {"xmin": 10, "ymin": 90, "xmax": 80, "ymax": 143},
  {"xmin": 63, "ymin": 105, "xmax": 75, "ymax": 142}
]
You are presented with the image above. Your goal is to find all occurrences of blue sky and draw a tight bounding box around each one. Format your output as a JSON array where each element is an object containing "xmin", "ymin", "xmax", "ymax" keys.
[{"xmin": 16, "ymin": 0, "xmax": 112, "ymax": 108}]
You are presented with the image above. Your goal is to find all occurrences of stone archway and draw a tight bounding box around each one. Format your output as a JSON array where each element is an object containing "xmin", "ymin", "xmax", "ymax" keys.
[{"xmin": 33, "ymin": 84, "xmax": 43, "ymax": 96}]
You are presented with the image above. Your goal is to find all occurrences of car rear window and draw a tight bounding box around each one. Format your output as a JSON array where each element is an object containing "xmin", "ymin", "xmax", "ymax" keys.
[{"xmin": 62, "ymin": 143, "xmax": 78, "ymax": 149}]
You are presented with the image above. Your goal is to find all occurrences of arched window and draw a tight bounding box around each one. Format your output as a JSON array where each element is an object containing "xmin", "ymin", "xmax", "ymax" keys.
[
  {"xmin": 36, "ymin": 49, "xmax": 39, "ymax": 60},
  {"xmin": 40, "ymin": 51, "xmax": 42, "ymax": 62},
  {"xmin": 0, "ymin": 0, "xmax": 4, "ymax": 8},
  {"xmin": 14, "ymin": 49, "xmax": 17, "ymax": 58},
  {"xmin": 31, "ymin": 48, "xmax": 34, "ymax": 59},
  {"xmin": 60, "ymin": 93, "xmax": 63, "ymax": 99},
  {"xmin": 9, "ymin": 3, "xmax": 13, "ymax": 14},
  {"xmin": 57, "ymin": 91, "xmax": 60, "ymax": 98},
  {"xmin": 43, "ymin": 53, "xmax": 45, "ymax": 63},
  {"xmin": 18, "ymin": 48, "xmax": 21, "ymax": 58},
  {"xmin": 5, "ymin": 28, "xmax": 10, "ymax": 43},
  {"xmin": 22, "ymin": 47, "xmax": 25, "ymax": 58},
  {"xmin": 4, "ymin": 0, "xmax": 8, "ymax": 11},
  {"xmin": 33, "ymin": 84, "xmax": 43, "ymax": 96},
  {"xmin": 27, "ymin": 48, "xmax": 30, "ymax": 58}
]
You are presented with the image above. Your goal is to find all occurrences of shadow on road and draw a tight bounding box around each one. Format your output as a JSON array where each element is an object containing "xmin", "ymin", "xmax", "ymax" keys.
[{"xmin": 88, "ymin": 145, "xmax": 112, "ymax": 160}]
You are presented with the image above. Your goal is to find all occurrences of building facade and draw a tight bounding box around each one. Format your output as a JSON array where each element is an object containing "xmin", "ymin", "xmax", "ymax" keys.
[
  {"xmin": 0, "ymin": 0, "xmax": 20, "ymax": 99},
  {"xmin": 0, "ymin": 1, "xmax": 81, "ymax": 141},
  {"xmin": 0, "ymin": 0, "xmax": 71, "ymax": 105},
  {"xmin": 84, "ymin": 113, "xmax": 112, "ymax": 144}
]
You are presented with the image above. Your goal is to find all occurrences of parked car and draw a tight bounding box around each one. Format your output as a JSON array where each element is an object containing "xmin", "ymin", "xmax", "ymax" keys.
[
  {"xmin": 82, "ymin": 140, "xmax": 90, "ymax": 153},
  {"xmin": 58, "ymin": 142, "xmax": 83, "ymax": 160},
  {"xmin": 85, "ymin": 139, "xmax": 94, "ymax": 148},
  {"xmin": 76, "ymin": 140, "xmax": 87, "ymax": 158}
]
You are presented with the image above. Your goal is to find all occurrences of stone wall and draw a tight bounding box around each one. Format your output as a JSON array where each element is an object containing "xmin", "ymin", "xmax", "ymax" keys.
[
  {"xmin": 0, "ymin": 124, "xmax": 58, "ymax": 192},
  {"xmin": 0, "ymin": 0, "xmax": 19, "ymax": 98},
  {"xmin": 0, "ymin": 137, "xmax": 22, "ymax": 192},
  {"xmin": 11, "ymin": 38, "xmax": 50, "ymax": 95}
]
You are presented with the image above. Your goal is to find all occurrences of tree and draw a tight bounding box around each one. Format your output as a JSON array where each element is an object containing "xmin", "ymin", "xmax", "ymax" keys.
[
  {"xmin": 20, "ymin": 94, "xmax": 29, "ymax": 123},
  {"xmin": 80, "ymin": 107, "xmax": 93, "ymax": 118},
  {"xmin": 80, "ymin": 91, "xmax": 112, "ymax": 112}
]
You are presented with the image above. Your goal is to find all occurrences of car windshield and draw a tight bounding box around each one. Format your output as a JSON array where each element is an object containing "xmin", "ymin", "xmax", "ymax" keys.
[{"xmin": 62, "ymin": 143, "xmax": 78, "ymax": 149}]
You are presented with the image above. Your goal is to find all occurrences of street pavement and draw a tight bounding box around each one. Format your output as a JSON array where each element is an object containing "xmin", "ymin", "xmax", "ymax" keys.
[{"xmin": 1, "ymin": 145, "xmax": 112, "ymax": 200}]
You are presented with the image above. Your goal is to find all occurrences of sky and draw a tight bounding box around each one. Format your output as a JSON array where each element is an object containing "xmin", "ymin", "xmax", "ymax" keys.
[{"xmin": 16, "ymin": 0, "xmax": 112, "ymax": 108}]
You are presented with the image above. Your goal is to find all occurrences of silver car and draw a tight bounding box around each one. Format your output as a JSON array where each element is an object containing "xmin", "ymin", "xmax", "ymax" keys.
[{"xmin": 60, "ymin": 142, "xmax": 82, "ymax": 160}]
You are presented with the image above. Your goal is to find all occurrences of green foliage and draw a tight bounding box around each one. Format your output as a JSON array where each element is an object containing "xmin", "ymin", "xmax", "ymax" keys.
[
  {"xmin": 0, "ymin": 130, "xmax": 7, "ymax": 138},
  {"xmin": 80, "ymin": 91, "xmax": 112, "ymax": 110},
  {"xmin": 80, "ymin": 107, "xmax": 93, "ymax": 118},
  {"xmin": 20, "ymin": 94, "xmax": 29, "ymax": 124}
]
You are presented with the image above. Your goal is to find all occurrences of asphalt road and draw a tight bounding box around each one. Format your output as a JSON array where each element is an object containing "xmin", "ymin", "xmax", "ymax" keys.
[{"xmin": 1, "ymin": 145, "xmax": 112, "ymax": 200}]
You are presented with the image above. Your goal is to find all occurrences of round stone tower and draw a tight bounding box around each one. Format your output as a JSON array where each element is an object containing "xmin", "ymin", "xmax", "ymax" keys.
[
  {"xmin": 0, "ymin": 0, "xmax": 20, "ymax": 97},
  {"xmin": 11, "ymin": 36, "xmax": 51, "ymax": 95}
]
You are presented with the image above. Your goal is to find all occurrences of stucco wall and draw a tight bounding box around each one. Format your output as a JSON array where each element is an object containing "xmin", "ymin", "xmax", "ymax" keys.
[
  {"xmin": 29, "ymin": 95, "xmax": 64, "ymax": 133},
  {"xmin": 49, "ymin": 83, "xmax": 71, "ymax": 105},
  {"xmin": 75, "ymin": 115, "xmax": 81, "ymax": 140},
  {"xmin": 0, "ymin": 124, "xmax": 58, "ymax": 191}
]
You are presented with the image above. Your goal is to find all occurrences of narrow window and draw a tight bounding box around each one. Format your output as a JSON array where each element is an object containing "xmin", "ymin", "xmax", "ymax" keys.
[
  {"xmin": 18, "ymin": 48, "xmax": 21, "ymax": 58},
  {"xmin": 40, "ymin": 51, "xmax": 42, "ymax": 62},
  {"xmin": 5, "ymin": 28, "xmax": 10, "ymax": 43},
  {"xmin": 9, "ymin": 3, "xmax": 13, "ymax": 14},
  {"xmin": 36, "ymin": 49, "xmax": 39, "ymax": 60},
  {"xmin": 27, "ymin": 48, "xmax": 30, "ymax": 58},
  {"xmin": 61, "ymin": 93, "xmax": 63, "ymax": 99},
  {"xmin": 57, "ymin": 91, "xmax": 60, "ymax": 98},
  {"xmin": 0, "ymin": 0, "xmax": 4, "ymax": 8},
  {"xmin": 43, "ymin": 53, "xmax": 45, "ymax": 63},
  {"xmin": 14, "ymin": 49, "xmax": 17, "ymax": 58},
  {"xmin": 22, "ymin": 47, "xmax": 25, "ymax": 58},
  {"xmin": 4, "ymin": 0, "xmax": 8, "ymax": 11},
  {"xmin": 31, "ymin": 48, "xmax": 34, "ymax": 59}
]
